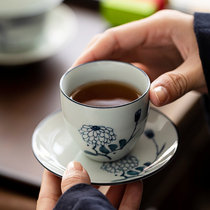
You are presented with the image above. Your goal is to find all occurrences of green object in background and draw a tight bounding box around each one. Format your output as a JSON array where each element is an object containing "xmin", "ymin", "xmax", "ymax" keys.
[{"xmin": 100, "ymin": 0, "xmax": 158, "ymax": 26}]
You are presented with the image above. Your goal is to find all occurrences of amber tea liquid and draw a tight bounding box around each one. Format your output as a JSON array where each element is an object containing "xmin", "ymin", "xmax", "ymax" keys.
[{"xmin": 69, "ymin": 80, "xmax": 142, "ymax": 107}]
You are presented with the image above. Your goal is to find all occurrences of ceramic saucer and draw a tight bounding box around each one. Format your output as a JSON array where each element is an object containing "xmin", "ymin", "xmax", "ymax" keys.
[
  {"xmin": 0, "ymin": 4, "xmax": 77, "ymax": 65},
  {"xmin": 32, "ymin": 108, "xmax": 179, "ymax": 185}
]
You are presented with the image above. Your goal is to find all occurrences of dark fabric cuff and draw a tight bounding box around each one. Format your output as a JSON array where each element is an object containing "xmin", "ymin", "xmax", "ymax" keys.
[
  {"xmin": 53, "ymin": 183, "xmax": 116, "ymax": 210},
  {"xmin": 201, "ymin": 94, "xmax": 210, "ymax": 133},
  {"xmin": 194, "ymin": 12, "xmax": 210, "ymax": 95}
]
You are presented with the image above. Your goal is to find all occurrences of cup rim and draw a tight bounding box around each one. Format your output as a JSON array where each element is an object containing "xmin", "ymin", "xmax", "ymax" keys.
[{"xmin": 60, "ymin": 60, "xmax": 150, "ymax": 109}]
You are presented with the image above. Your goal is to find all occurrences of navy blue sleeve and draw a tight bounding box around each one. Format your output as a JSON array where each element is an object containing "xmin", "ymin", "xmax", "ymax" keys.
[
  {"xmin": 194, "ymin": 12, "xmax": 210, "ymax": 94},
  {"xmin": 53, "ymin": 183, "xmax": 116, "ymax": 210},
  {"xmin": 194, "ymin": 12, "xmax": 210, "ymax": 129}
]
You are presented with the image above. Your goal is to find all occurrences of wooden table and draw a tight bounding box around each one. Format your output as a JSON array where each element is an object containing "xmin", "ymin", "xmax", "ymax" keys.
[{"xmin": 0, "ymin": 2, "xmax": 210, "ymax": 210}]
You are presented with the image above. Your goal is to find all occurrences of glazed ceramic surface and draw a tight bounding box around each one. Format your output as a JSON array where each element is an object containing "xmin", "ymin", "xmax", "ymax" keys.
[
  {"xmin": 0, "ymin": 0, "xmax": 63, "ymax": 18},
  {"xmin": 60, "ymin": 61, "xmax": 150, "ymax": 162},
  {"xmin": 0, "ymin": 0, "xmax": 63, "ymax": 53},
  {"xmin": 0, "ymin": 4, "xmax": 77, "ymax": 65},
  {"xmin": 32, "ymin": 108, "xmax": 179, "ymax": 185}
]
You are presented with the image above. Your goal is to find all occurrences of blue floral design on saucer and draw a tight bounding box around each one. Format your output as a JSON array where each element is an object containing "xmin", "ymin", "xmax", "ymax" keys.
[
  {"xmin": 101, "ymin": 129, "xmax": 166, "ymax": 182},
  {"xmin": 78, "ymin": 109, "xmax": 142, "ymax": 160}
]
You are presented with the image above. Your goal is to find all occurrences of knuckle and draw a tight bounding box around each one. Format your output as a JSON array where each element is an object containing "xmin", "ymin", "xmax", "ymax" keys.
[
  {"xmin": 102, "ymin": 28, "xmax": 114, "ymax": 40},
  {"xmin": 61, "ymin": 173, "xmax": 84, "ymax": 190},
  {"xmin": 37, "ymin": 192, "xmax": 60, "ymax": 208},
  {"xmin": 104, "ymin": 27, "xmax": 115, "ymax": 36},
  {"xmin": 155, "ymin": 9, "xmax": 181, "ymax": 19},
  {"xmin": 153, "ymin": 10, "xmax": 186, "ymax": 28},
  {"xmin": 104, "ymin": 27, "xmax": 121, "ymax": 41},
  {"xmin": 164, "ymin": 73, "xmax": 188, "ymax": 97},
  {"xmin": 102, "ymin": 28, "xmax": 121, "ymax": 52}
]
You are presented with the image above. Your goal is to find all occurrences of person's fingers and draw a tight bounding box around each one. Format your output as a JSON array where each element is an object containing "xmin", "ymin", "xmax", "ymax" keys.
[
  {"xmin": 70, "ymin": 9, "xmax": 205, "ymax": 107},
  {"xmin": 72, "ymin": 10, "xmax": 175, "ymax": 68},
  {"xmin": 119, "ymin": 180, "xmax": 143, "ymax": 210},
  {"xmin": 131, "ymin": 62, "xmax": 149, "ymax": 73},
  {"xmin": 61, "ymin": 161, "xmax": 91, "ymax": 194},
  {"xmin": 148, "ymin": 11, "xmax": 206, "ymax": 106},
  {"xmin": 37, "ymin": 170, "xmax": 62, "ymax": 210},
  {"xmin": 84, "ymin": 33, "xmax": 101, "ymax": 49},
  {"xmin": 72, "ymin": 10, "xmax": 193, "ymax": 69},
  {"xmin": 150, "ymin": 53, "xmax": 206, "ymax": 106},
  {"xmin": 71, "ymin": 19, "xmax": 147, "ymax": 67},
  {"xmin": 106, "ymin": 185, "xmax": 126, "ymax": 209}
]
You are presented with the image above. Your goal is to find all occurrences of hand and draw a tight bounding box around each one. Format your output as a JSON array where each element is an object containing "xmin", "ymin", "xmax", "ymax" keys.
[
  {"xmin": 72, "ymin": 10, "xmax": 207, "ymax": 106},
  {"xmin": 37, "ymin": 161, "xmax": 143, "ymax": 210}
]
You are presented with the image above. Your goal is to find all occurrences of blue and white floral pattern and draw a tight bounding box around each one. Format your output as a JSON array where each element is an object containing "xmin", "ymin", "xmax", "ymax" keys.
[
  {"xmin": 101, "ymin": 156, "xmax": 139, "ymax": 174},
  {"xmin": 79, "ymin": 125, "xmax": 117, "ymax": 146},
  {"xmin": 144, "ymin": 129, "xmax": 166, "ymax": 161},
  {"xmin": 101, "ymin": 129, "xmax": 166, "ymax": 182},
  {"xmin": 78, "ymin": 109, "xmax": 142, "ymax": 160}
]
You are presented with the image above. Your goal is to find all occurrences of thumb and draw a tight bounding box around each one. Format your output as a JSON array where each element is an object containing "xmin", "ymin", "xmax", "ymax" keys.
[
  {"xmin": 61, "ymin": 161, "xmax": 91, "ymax": 194},
  {"xmin": 150, "ymin": 71, "xmax": 187, "ymax": 106},
  {"xmin": 150, "ymin": 58, "xmax": 205, "ymax": 106}
]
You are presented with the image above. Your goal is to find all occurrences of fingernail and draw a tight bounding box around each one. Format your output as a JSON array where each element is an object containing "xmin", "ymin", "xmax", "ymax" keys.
[
  {"xmin": 67, "ymin": 161, "xmax": 83, "ymax": 172},
  {"xmin": 153, "ymin": 86, "xmax": 168, "ymax": 104}
]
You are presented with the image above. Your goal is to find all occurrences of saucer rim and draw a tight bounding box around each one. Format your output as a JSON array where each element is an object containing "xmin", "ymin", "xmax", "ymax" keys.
[{"xmin": 32, "ymin": 108, "xmax": 179, "ymax": 185}]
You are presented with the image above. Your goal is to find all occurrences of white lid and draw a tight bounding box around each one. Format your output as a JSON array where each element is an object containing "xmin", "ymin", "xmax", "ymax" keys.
[{"xmin": 0, "ymin": 0, "xmax": 63, "ymax": 18}]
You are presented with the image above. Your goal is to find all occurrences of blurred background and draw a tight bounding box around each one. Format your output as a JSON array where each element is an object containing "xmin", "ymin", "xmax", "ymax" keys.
[{"xmin": 1, "ymin": 0, "xmax": 210, "ymax": 209}]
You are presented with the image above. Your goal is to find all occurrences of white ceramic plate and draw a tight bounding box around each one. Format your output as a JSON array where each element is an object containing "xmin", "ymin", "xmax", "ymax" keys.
[
  {"xmin": 0, "ymin": 4, "xmax": 77, "ymax": 65},
  {"xmin": 32, "ymin": 108, "xmax": 179, "ymax": 185}
]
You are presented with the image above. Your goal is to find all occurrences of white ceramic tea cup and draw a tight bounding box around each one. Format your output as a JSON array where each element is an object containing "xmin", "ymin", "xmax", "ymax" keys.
[
  {"xmin": 60, "ymin": 60, "xmax": 150, "ymax": 162},
  {"xmin": 0, "ymin": 0, "xmax": 63, "ymax": 53}
]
